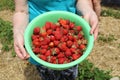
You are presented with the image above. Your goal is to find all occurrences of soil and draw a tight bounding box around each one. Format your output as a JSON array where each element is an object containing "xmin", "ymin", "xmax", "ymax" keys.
[{"xmin": 0, "ymin": 9, "xmax": 120, "ymax": 80}]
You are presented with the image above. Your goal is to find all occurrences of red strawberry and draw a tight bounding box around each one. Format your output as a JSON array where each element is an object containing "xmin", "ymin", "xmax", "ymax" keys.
[
  {"xmin": 31, "ymin": 35, "xmax": 39, "ymax": 40},
  {"xmin": 51, "ymin": 24, "xmax": 57, "ymax": 30},
  {"xmin": 39, "ymin": 55, "xmax": 47, "ymax": 61},
  {"xmin": 68, "ymin": 35, "xmax": 74, "ymax": 41},
  {"xmin": 52, "ymin": 60, "xmax": 58, "ymax": 64},
  {"xmin": 59, "ymin": 43, "xmax": 67, "ymax": 51},
  {"xmin": 57, "ymin": 52, "xmax": 64, "ymax": 58},
  {"xmin": 61, "ymin": 36, "xmax": 68, "ymax": 42},
  {"xmin": 40, "ymin": 40, "xmax": 48, "ymax": 45},
  {"xmin": 53, "ymin": 40, "xmax": 60, "ymax": 46},
  {"xmin": 79, "ymin": 44, "xmax": 86, "ymax": 50},
  {"xmin": 49, "ymin": 42, "xmax": 54, "ymax": 48},
  {"xmin": 65, "ymin": 49, "xmax": 72, "ymax": 57},
  {"xmin": 45, "ymin": 50, "xmax": 51, "ymax": 56},
  {"xmin": 58, "ymin": 58, "xmax": 65, "ymax": 64},
  {"xmin": 70, "ymin": 48, "xmax": 76, "ymax": 53},
  {"xmin": 62, "ymin": 24, "xmax": 69, "ymax": 29},
  {"xmin": 50, "ymin": 35, "xmax": 55, "ymax": 41},
  {"xmin": 32, "ymin": 39, "xmax": 41, "ymax": 47},
  {"xmin": 56, "ymin": 27, "xmax": 61, "ymax": 31},
  {"xmin": 63, "ymin": 29, "xmax": 68, "ymax": 35},
  {"xmin": 67, "ymin": 40, "xmax": 73, "ymax": 48},
  {"xmin": 40, "ymin": 32, "xmax": 47, "ymax": 38},
  {"xmin": 54, "ymin": 48, "xmax": 60, "ymax": 54},
  {"xmin": 72, "ymin": 54, "xmax": 80, "ymax": 60},
  {"xmin": 33, "ymin": 27, "xmax": 40, "ymax": 35},
  {"xmin": 76, "ymin": 26, "xmax": 82, "ymax": 31},
  {"xmin": 40, "ymin": 49, "xmax": 47, "ymax": 55},
  {"xmin": 69, "ymin": 22, "xmax": 74, "ymax": 29},
  {"xmin": 78, "ymin": 33, "xmax": 83, "ymax": 39},
  {"xmin": 54, "ymin": 31, "xmax": 62, "ymax": 40},
  {"xmin": 41, "ymin": 45, "xmax": 48, "ymax": 49},
  {"xmin": 58, "ymin": 18, "xmax": 67, "ymax": 25},
  {"xmin": 44, "ymin": 37, "xmax": 50, "ymax": 44},
  {"xmin": 47, "ymin": 29, "xmax": 53, "ymax": 35},
  {"xmin": 45, "ymin": 22, "xmax": 52, "ymax": 30},
  {"xmin": 69, "ymin": 30, "xmax": 75, "ymax": 34},
  {"xmin": 33, "ymin": 47, "xmax": 40, "ymax": 54}
]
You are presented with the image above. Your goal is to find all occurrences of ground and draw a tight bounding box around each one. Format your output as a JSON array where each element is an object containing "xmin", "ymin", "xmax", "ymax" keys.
[{"xmin": 0, "ymin": 7, "xmax": 120, "ymax": 80}]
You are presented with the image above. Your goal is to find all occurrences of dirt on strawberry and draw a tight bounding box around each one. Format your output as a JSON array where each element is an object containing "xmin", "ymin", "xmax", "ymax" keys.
[{"xmin": 0, "ymin": 9, "xmax": 120, "ymax": 80}]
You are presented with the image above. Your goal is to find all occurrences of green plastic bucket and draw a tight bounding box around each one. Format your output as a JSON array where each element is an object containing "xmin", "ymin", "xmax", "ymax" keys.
[{"xmin": 24, "ymin": 11, "xmax": 94, "ymax": 70}]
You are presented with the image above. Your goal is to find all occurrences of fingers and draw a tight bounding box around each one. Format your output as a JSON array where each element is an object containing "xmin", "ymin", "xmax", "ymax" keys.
[
  {"xmin": 14, "ymin": 43, "xmax": 29, "ymax": 60},
  {"xmin": 94, "ymin": 26, "xmax": 99, "ymax": 40},
  {"xmin": 83, "ymin": 13, "xmax": 99, "ymax": 40}
]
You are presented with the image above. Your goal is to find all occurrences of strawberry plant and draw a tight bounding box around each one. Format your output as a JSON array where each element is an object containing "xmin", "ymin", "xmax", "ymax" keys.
[
  {"xmin": 0, "ymin": 18, "xmax": 16, "ymax": 57},
  {"xmin": 77, "ymin": 59, "xmax": 112, "ymax": 80}
]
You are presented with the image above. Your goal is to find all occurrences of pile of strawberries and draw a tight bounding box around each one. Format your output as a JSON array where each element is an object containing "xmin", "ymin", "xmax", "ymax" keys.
[{"xmin": 31, "ymin": 18, "xmax": 87, "ymax": 64}]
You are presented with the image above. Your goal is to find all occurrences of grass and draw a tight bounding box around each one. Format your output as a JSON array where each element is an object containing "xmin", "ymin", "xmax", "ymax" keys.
[
  {"xmin": 77, "ymin": 60, "xmax": 112, "ymax": 80},
  {"xmin": 98, "ymin": 33, "xmax": 117, "ymax": 43},
  {"xmin": 0, "ymin": 18, "xmax": 16, "ymax": 57},
  {"xmin": 101, "ymin": 6, "xmax": 120, "ymax": 19},
  {"xmin": 0, "ymin": 0, "xmax": 14, "ymax": 11}
]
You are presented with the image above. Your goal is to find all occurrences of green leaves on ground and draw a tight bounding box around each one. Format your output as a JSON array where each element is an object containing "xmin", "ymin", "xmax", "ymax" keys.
[
  {"xmin": 0, "ymin": 18, "xmax": 15, "ymax": 56},
  {"xmin": 77, "ymin": 60, "xmax": 112, "ymax": 80},
  {"xmin": 0, "ymin": 0, "xmax": 14, "ymax": 11}
]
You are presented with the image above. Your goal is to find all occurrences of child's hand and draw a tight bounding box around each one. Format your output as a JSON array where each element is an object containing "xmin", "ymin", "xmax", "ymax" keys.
[
  {"xmin": 83, "ymin": 11, "xmax": 99, "ymax": 40},
  {"xmin": 13, "ymin": 30, "xmax": 30, "ymax": 60}
]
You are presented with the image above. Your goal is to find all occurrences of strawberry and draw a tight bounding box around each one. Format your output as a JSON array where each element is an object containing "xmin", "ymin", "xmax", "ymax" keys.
[
  {"xmin": 40, "ymin": 49, "xmax": 47, "ymax": 55},
  {"xmin": 40, "ymin": 40, "xmax": 48, "ymax": 45},
  {"xmin": 79, "ymin": 44, "xmax": 86, "ymax": 50},
  {"xmin": 78, "ymin": 33, "xmax": 83, "ymax": 39},
  {"xmin": 69, "ymin": 22, "xmax": 74, "ymax": 29},
  {"xmin": 54, "ymin": 31, "xmax": 62, "ymax": 40},
  {"xmin": 33, "ymin": 27, "xmax": 40, "ymax": 35},
  {"xmin": 41, "ymin": 45, "xmax": 48, "ymax": 49},
  {"xmin": 58, "ymin": 18, "xmax": 67, "ymax": 25},
  {"xmin": 49, "ymin": 42, "xmax": 54, "ymax": 48},
  {"xmin": 65, "ymin": 49, "xmax": 72, "ymax": 57},
  {"xmin": 63, "ymin": 29, "xmax": 68, "ymax": 35},
  {"xmin": 45, "ymin": 22, "xmax": 52, "ymax": 30},
  {"xmin": 50, "ymin": 35, "xmax": 55, "ymax": 41},
  {"xmin": 70, "ymin": 48, "xmax": 76, "ymax": 53},
  {"xmin": 53, "ymin": 40, "xmax": 60, "ymax": 46},
  {"xmin": 46, "ymin": 29, "xmax": 53, "ymax": 35},
  {"xmin": 33, "ymin": 47, "xmax": 40, "ymax": 54},
  {"xmin": 39, "ymin": 55, "xmax": 47, "ymax": 61},
  {"xmin": 54, "ymin": 48, "xmax": 60, "ymax": 54},
  {"xmin": 31, "ymin": 35, "xmax": 39, "ymax": 40},
  {"xmin": 56, "ymin": 27, "xmax": 61, "ymax": 31},
  {"xmin": 58, "ymin": 57, "xmax": 65, "ymax": 64},
  {"xmin": 45, "ymin": 50, "xmax": 51, "ymax": 57},
  {"xmin": 59, "ymin": 43, "xmax": 67, "ymax": 51},
  {"xmin": 52, "ymin": 60, "xmax": 58, "ymax": 64},
  {"xmin": 32, "ymin": 39, "xmax": 41, "ymax": 47},
  {"xmin": 40, "ymin": 32, "xmax": 47, "ymax": 38},
  {"xmin": 72, "ymin": 54, "xmax": 80, "ymax": 60},
  {"xmin": 68, "ymin": 35, "xmax": 74, "ymax": 41},
  {"xmin": 51, "ymin": 24, "xmax": 57, "ymax": 30},
  {"xmin": 57, "ymin": 52, "xmax": 65, "ymax": 58},
  {"xmin": 44, "ymin": 37, "xmax": 50, "ymax": 44},
  {"xmin": 62, "ymin": 24, "xmax": 69, "ymax": 29},
  {"xmin": 66, "ymin": 40, "xmax": 73, "ymax": 48},
  {"xmin": 76, "ymin": 26, "xmax": 82, "ymax": 31}
]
